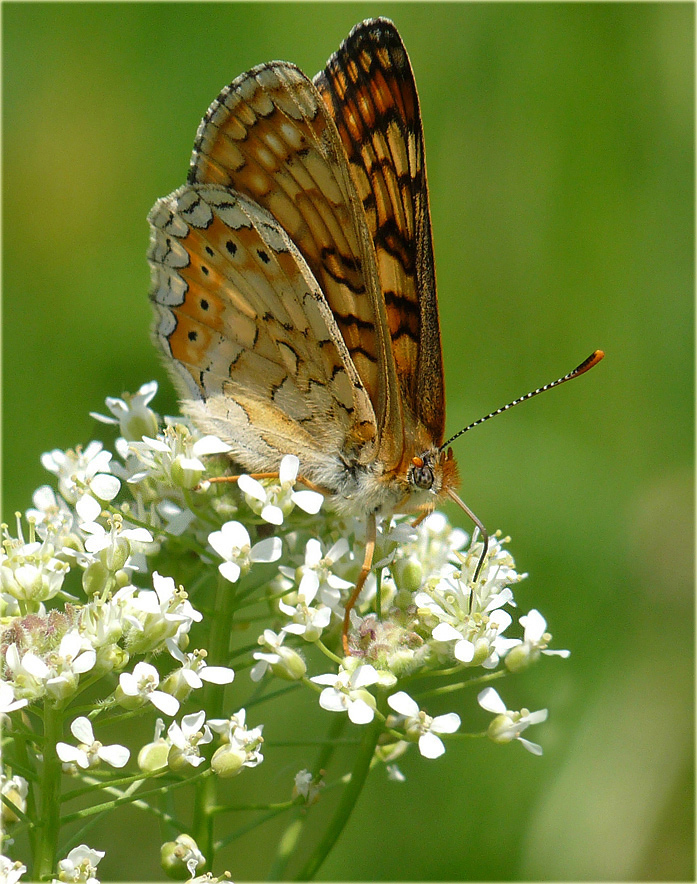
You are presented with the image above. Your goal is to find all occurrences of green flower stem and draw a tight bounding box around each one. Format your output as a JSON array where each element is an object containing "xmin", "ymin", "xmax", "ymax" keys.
[
  {"xmin": 193, "ymin": 572, "xmax": 238, "ymax": 869},
  {"xmin": 417, "ymin": 668, "xmax": 506, "ymax": 700},
  {"xmin": 268, "ymin": 713, "xmax": 347, "ymax": 882},
  {"xmin": 33, "ymin": 701, "xmax": 64, "ymax": 880},
  {"xmin": 314, "ymin": 639, "xmax": 343, "ymax": 666},
  {"xmin": 59, "ymin": 770, "xmax": 208, "ymax": 826},
  {"xmin": 294, "ymin": 715, "xmax": 382, "ymax": 882}
]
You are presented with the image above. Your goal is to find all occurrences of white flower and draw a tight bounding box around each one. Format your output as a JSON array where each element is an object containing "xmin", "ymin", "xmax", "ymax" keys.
[
  {"xmin": 128, "ymin": 425, "xmax": 230, "ymax": 489},
  {"xmin": 503, "ymin": 609, "xmax": 570, "ymax": 672},
  {"xmin": 160, "ymin": 834, "xmax": 205, "ymax": 878},
  {"xmin": 209, "ymin": 709, "xmax": 264, "ymax": 776},
  {"xmin": 386, "ymin": 691, "xmax": 460, "ymax": 758},
  {"xmin": 279, "ymin": 537, "xmax": 353, "ymax": 611},
  {"xmin": 310, "ymin": 664, "xmax": 380, "ymax": 724},
  {"xmin": 90, "ymin": 381, "xmax": 160, "ymax": 441},
  {"xmin": 44, "ymin": 632, "xmax": 97, "ymax": 701},
  {"xmin": 123, "ymin": 571, "xmax": 202, "ymax": 654},
  {"xmin": 167, "ymin": 711, "xmax": 213, "ymax": 769},
  {"xmin": 118, "ymin": 661, "xmax": 179, "ymax": 716},
  {"xmin": 55, "ymin": 844, "xmax": 105, "ymax": 884},
  {"xmin": 56, "ymin": 717, "xmax": 130, "ymax": 771},
  {"xmin": 250, "ymin": 629, "xmax": 306, "ymax": 682},
  {"xmin": 0, "ymin": 530, "xmax": 69, "ymax": 603},
  {"xmin": 81, "ymin": 517, "xmax": 153, "ymax": 560},
  {"xmin": 292, "ymin": 769, "xmax": 323, "ymax": 805},
  {"xmin": 237, "ymin": 455, "xmax": 323, "ymax": 525},
  {"xmin": 477, "ymin": 687, "xmax": 548, "ymax": 755},
  {"xmin": 163, "ymin": 640, "xmax": 235, "ymax": 699},
  {"xmin": 208, "ymin": 521, "xmax": 282, "ymax": 583},
  {"xmin": 0, "ymin": 680, "xmax": 28, "ymax": 714},
  {"xmin": 4, "ymin": 643, "xmax": 50, "ymax": 701},
  {"xmin": 1, "ymin": 774, "xmax": 28, "ymax": 824},
  {"xmin": 41, "ymin": 441, "xmax": 121, "ymax": 523},
  {"xmin": 0, "ymin": 855, "xmax": 27, "ymax": 884},
  {"xmin": 26, "ymin": 485, "xmax": 79, "ymax": 543},
  {"xmin": 278, "ymin": 597, "xmax": 332, "ymax": 642}
]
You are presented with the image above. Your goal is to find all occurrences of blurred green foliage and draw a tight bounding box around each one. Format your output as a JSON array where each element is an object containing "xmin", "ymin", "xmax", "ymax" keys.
[{"xmin": 3, "ymin": 3, "xmax": 693, "ymax": 881}]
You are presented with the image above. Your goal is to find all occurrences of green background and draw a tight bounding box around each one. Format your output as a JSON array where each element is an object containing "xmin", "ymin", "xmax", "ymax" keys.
[{"xmin": 3, "ymin": 2, "xmax": 693, "ymax": 881}]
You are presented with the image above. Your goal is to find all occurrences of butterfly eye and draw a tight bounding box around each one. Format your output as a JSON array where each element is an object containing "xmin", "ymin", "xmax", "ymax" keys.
[{"xmin": 411, "ymin": 457, "xmax": 435, "ymax": 490}]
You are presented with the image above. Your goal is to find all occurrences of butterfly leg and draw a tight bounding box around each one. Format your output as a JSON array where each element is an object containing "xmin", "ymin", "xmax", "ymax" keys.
[
  {"xmin": 206, "ymin": 473, "xmax": 330, "ymax": 494},
  {"xmin": 341, "ymin": 511, "xmax": 377, "ymax": 656},
  {"xmin": 410, "ymin": 508, "xmax": 432, "ymax": 529}
]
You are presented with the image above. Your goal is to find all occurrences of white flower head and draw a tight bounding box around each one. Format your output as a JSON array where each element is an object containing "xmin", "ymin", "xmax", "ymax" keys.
[
  {"xmin": 250, "ymin": 629, "xmax": 306, "ymax": 682},
  {"xmin": 167, "ymin": 711, "xmax": 213, "ymax": 769},
  {"xmin": 386, "ymin": 691, "xmax": 460, "ymax": 758},
  {"xmin": 123, "ymin": 571, "xmax": 202, "ymax": 654},
  {"xmin": 504, "ymin": 609, "xmax": 571, "ymax": 672},
  {"xmin": 56, "ymin": 717, "xmax": 129, "ymax": 772},
  {"xmin": 26, "ymin": 485, "xmax": 79, "ymax": 544},
  {"xmin": 477, "ymin": 687, "xmax": 548, "ymax": 755},
  {"xmin": 209, "ymin": 709, "xmax": 265, "ymax": 777},
  {"xmin": 279, "ymin": 536, "xmax": 353, "ymax": 614},
  {"xmin": 1, "ymin": 773, "xmax": 29, "ymax": 824},
  {"xmin": 41, "ymin": 441, "xmax": 120, "ymax": 524},
  {"xmin": 0, "ymin": 855, "xmax": 27, "ymax": 884},
  {"xmin": 0, "ymin": 680, "xmax": 29, "ymax": 714},
  {"xmin": 128, "ymin": 424, "xmax": 230, "ymax": 490},
  {"xmin": 237, "ymin": 455, "xmax": 323, "ymax": 525},
  {"xmin": 208, "ymin": 521, "xmax": 282, "ymax": 583},
  {"xmin": 310, "ymin": 664, "xmax": 380, "ymax": 724},
  {"xmin": 292, "ymin": 768, "xmax": 324, "ymax": 805},
  {"xmin": 0, "ymin": 522, "xmax": 70, "ymax": 604},
  {"xmin": 163, "ymin": 639, "xmax": 234, "ymax": 700},
  {"xmin": 55, "ymin": 843, "xmax": 105, "ymax": 884},
  {"xmin": 81, "ymin": 514, "xmax": 153, "ymax": 565},
  {"xmin": 160, "ymin": 834, "xmax": 206, "ymax": 879},
  {"xmin": 118, "ymin": 661, "xmax": 179, "ymax": 716},
  {"xmin": 42, "ymin": 632, "xmax": 97, "ymax": 702},
  {"xmin": 90, "ymin": 381, "xmax": 160, "ymax": 441}
]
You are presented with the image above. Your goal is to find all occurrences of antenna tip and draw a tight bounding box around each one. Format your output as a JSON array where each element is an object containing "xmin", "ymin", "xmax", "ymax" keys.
[{"xmin": 574, "ymin": 349, "xmax": 605, "ymax": 377}]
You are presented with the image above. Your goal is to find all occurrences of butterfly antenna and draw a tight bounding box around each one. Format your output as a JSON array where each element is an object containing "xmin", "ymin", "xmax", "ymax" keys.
[{"xmin": 440, "ymin": 349, "xmax": 604, "ymax": 451}]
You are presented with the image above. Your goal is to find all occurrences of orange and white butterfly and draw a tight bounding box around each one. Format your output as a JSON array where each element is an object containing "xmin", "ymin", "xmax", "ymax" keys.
[{"xmin": 147, "ymin": 18, "xmax": 602, "ymax": 651}]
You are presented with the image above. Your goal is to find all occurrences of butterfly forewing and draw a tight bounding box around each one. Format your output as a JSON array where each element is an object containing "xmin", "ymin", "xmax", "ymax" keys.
[
  {"xmin": 314, "ymin": 19, "xmax": 446, "ymax": 448},
  {"xmin": 187, "ymin": 61, "xmax": 402, "ymax": 443}
]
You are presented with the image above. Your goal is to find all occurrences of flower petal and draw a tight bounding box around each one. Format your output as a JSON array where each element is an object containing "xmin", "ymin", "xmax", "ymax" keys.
[{"xmin": 418, "ymin": 732, "xmax": 446, "ymax": 759}]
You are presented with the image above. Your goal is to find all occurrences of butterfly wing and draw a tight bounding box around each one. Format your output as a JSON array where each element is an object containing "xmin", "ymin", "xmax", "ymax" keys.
[
  {"xmin": 187, "ymin": 61, "xmax": 404, "ymax": 461},
  {"xmin": 148, "ymin": 184, "xmax": 377, "ymax": 481},
  {"xmin": 314, "ymin": 18, "xmax": 446, "ymax": 448}
]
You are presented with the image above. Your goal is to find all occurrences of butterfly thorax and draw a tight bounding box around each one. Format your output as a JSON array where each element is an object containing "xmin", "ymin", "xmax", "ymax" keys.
[{"xmin": 325, "ymin": 443, "xmax": 460, "ymax": 519}]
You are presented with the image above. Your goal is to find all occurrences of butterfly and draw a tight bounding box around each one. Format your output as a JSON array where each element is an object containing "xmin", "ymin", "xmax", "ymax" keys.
[{"xmin": 147, "ymin": 18, "xmax": 603, "ymax": 653}]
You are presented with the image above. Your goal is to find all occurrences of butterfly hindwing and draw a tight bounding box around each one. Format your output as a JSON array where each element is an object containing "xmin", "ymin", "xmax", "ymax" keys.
[{"xmin": 148, "ymin": 184, "xmax": 378, "ymax": 475}]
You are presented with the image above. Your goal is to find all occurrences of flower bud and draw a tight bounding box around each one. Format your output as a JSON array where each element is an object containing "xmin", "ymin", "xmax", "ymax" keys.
[
  {"xmin": 160, "ymin": 834, "xmax": 204, "ymax": 880},
  {"xmin": 83, "ymin": 561, "xmax": 110, "ymax": 598},
  {"xmin": 504, "ymin": 643, "xmax": 536, "ymax": 672},
  {"xmin": 114, "ymin": 684, "xmax": 146, "ymax": 711},
  {"xmin": 270, "ymin": 647, "xmax": 306, "ymax": 681},
  {"xmin": 98, "ymin": 536, "xmax": 131, "ymax": 572},
  {"xmin": 170, "ymin": 456, "xmax": 204, "ymax": 490},
  {"xmin": 138, "ymin": 738, "xmax": 170, "ymax": 773},
  {"xmin": 393, "ymin": 556, "xmax": 423, "ymax": 594},
  {"xmin": 211, "ymin": 744, "xmax": 246, "ymax": 778},
  {"xmin": 487, "ymin": 713, "xmax": 517, "ymax": 744}
]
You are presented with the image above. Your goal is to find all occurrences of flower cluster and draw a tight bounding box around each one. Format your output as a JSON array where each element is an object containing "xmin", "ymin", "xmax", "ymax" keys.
[{"xmin": 1, "ymin": 382, "xmax": 568, "ymax": 879}]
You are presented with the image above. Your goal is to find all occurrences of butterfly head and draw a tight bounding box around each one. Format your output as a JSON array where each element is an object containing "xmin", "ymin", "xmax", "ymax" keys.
[{"xmin": 402, "ymin": 446, "xmax": 459, "ymax": 512}]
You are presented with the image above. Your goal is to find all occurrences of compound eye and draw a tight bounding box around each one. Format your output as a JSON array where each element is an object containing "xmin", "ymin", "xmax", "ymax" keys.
[{"xmin": 411, "ymin": 460, "xmax": 435, "ymax": 490}]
